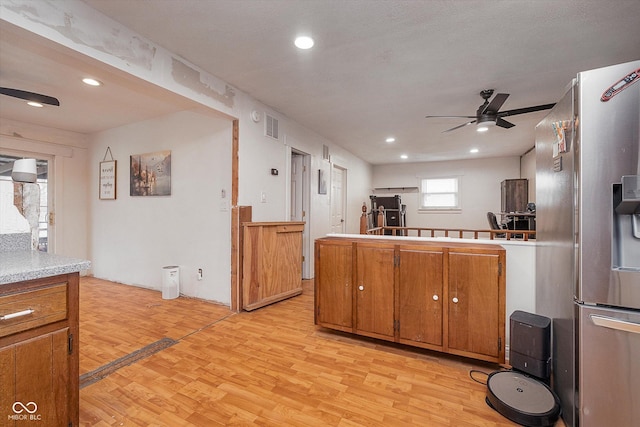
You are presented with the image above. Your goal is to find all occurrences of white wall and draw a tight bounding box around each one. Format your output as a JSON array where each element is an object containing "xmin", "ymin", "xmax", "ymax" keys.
[
  {"xmin": 373, "ymin": 157, "xmax": 521, "ymax": 230},
  {"xmin": 236, "ymin": 98, "xmax": 373, "ymax": 277},
  {"xmin": 89, "ymin": 110, "xmax": 232, "ymax": 303}
]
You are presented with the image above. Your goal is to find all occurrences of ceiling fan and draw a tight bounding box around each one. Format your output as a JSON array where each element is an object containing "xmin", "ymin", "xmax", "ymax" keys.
[
  {"xmin": 426, "ymin": 89, "xmax": 554, "ymax": 133},
  {"xmin": 0, "ymin": 87, "xmax": 60, "ymax": 106}
]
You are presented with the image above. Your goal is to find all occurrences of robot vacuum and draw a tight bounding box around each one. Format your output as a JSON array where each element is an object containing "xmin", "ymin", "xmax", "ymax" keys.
[{"xmin": 486, "ymin": 370, "xmax": 561, "ymax": 427}]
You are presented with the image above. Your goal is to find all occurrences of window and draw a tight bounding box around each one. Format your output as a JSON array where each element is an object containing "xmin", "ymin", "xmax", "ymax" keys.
[{"xmin": 420, "ymin": 177, "xmax": 460, "ymax": 210}]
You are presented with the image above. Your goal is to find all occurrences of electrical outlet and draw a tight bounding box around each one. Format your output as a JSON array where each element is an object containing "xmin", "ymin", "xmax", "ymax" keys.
[{"xmin": 197, "ymin": 268, "xmax": 203, "ymax": 280}]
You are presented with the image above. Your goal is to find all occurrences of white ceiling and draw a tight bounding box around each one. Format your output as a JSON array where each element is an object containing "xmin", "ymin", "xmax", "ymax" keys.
[{"xmin": 1, "ymin": 0, "xmax": 639, "ymax": 165}]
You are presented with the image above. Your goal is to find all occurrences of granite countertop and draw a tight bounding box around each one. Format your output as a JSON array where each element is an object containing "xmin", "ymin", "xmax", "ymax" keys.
[{"xmin": 0, "ymin": 251, "xmax": 91, "ymax": 285}]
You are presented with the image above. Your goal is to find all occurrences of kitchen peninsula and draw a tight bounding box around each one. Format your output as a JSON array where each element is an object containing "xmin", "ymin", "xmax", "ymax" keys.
[
  {"xmin": 1, "ymin": 233, "xmax": 90, "ymax": 426},
  {"xmin": 315, "ymin": 234, "xmax": 507, "ymax": 363}
]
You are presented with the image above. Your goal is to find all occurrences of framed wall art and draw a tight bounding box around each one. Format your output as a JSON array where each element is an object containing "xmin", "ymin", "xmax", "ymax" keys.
[
  {"xmin": 99, "ymin": 160, "xmax": 117, "ymax": 200},
  {"xmin": 99, "ymin": 147, "xmax": 117, "ymax": 200},
  {"xmin": 130, "ymin": 150, "xmax": 172, "ymax": 196}
]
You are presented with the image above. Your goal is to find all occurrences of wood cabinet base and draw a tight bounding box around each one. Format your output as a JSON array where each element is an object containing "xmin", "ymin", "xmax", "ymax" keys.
[
  {"xmin": 315, "ymin": 237, "xmax": 506, "ymax": 364},
  {"xmin": 0, "ymin": 273, "xmax": 79, "ymax": 426}
]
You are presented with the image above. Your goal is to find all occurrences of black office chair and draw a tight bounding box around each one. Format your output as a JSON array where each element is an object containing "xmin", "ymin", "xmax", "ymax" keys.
[{"xmin": 487, "ymin": 212, "xmax": 507, "ymax": 238}]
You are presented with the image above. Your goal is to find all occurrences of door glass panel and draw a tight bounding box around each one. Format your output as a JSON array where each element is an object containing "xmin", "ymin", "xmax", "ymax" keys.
[{"xmin": 0, "ymin": 154, "xmax": 49, "ymax": 252}]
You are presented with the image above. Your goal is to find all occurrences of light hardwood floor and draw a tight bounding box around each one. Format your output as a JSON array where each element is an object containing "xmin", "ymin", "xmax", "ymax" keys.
[{"xmin": 79, "ymin": 277, "xmax": 564, "ymax": 426}]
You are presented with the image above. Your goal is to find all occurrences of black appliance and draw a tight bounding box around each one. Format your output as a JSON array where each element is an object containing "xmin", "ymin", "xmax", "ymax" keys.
[
  {"xmin": 486, "ymin": 311, "xmax": 560, "ymax": 427},
  {"xmin": 369, "ymin": 195, "xmax": 406, "ymax": 232}
]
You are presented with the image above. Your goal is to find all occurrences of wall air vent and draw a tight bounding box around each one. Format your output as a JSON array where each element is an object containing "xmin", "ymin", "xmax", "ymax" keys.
[{"xmin": 265, "ymin": 114, "xmax": 279, "ymax": 140}]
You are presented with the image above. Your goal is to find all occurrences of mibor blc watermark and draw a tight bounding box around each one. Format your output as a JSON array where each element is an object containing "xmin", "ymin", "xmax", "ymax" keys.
[{"xmin": 8, "ymin": 401, "xmax": 42, "ymax": 422}]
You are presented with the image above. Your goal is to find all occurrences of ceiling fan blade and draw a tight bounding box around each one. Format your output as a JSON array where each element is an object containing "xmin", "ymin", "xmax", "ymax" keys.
[
  {"xmin": 0, "ymin": 87, "xmax": 60, "ymax": 106},
  {"xmin": 482, "ymin": 93, "xmax": 509, "ymax": 115},
  {"xmin": 443, "ymin": 119, "xmax": 476, "ymax": 133},
  {"xmin": 499, "ymin": 103, "xmax": 555, "ymax": 117},
  {"xmin": 425, "ymin": 115, "xmax": 476, "ymax": 119},
  {"xmin": 496, "ymin": 117, "xmax": 515, "ymax": 129}
]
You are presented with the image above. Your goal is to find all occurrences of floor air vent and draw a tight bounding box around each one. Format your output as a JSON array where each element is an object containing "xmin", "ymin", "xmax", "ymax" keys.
[{"xmin": 265, "ymin": 114, "xmax": 279, "ymax": 140}]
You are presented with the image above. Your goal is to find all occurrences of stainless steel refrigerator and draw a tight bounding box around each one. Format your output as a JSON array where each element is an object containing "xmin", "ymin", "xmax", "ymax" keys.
[{"xmin": 535, "ymin": 60, "xmax": 640, "ymax": 427}]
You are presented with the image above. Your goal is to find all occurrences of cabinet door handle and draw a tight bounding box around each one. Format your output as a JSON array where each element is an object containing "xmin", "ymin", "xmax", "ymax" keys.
[
  {"xmin": 452, "ymin": 297, "xmax": 459, "ymax": 303},
  {"xmin": 0, "ymin": 308, "xmax": 34, "ymax": 321},
  {"xmin": 432, "ymin": 295, "xmax": 439, "ymax": 301},
  {"xmin": 358, "ymin": 285, "xmax": 364, "ymax": 291}
]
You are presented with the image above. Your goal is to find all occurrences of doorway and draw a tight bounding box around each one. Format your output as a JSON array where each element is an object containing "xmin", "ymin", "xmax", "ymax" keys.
[
  {"xmin": 331, "ymin": 164, "xmax": 347, "ymax": 234},
  {"xmin": 289, "ymin": 148, "xmax": 311, "ymax": 279},
  {"xmin": 0, "ymin": 153, "xmax": 52, "ymax": 252}
]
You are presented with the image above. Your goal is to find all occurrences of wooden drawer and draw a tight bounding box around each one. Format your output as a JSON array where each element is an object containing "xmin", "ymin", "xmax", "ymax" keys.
[
  {"xmin": 0, "ymin": 283, "xmax": 68, "ymax": 337},
  {"xmin": 276, "ymin": 224, "xmax": 304, "ymax": 233}
]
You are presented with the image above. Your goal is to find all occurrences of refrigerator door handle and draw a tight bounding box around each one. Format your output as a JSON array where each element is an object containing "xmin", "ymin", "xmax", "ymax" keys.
[{"xmin": 590, "ymin": 314, "xmax": 640, "ymax": 334}]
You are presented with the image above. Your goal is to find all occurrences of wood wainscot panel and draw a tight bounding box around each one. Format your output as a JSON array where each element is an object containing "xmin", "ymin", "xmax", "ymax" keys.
[{"xmin": 242, "ymin": 222, "xmax": 305, "ymax": 311}]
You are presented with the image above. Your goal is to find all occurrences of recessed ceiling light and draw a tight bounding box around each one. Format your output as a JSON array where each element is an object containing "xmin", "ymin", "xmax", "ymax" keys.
[
  {"xmin": 385, "ymin": 137, "xmax": 396, "ymax": 143},
  {"xmin": 294, "ymin": 36, "xmax": 314, "ymax": 50},
  {"xmin": 82, "ymin": 77, "xmax": 102, "ymax": 86},
  {"xmin": 470, "ymin": 148, "xmax": 479, "ymax": 153},
  {"xmin": 27, "ymin": 101, "xmax": 43, "ymax": 108},
  {"xmin": 400, "ymin": 154, "xmax": 408, "ymax": 159}
]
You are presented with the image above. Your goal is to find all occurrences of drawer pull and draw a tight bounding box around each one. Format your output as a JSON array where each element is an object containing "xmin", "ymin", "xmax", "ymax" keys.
[
  {"xmin": 0, "ymin": 309, "xmax": 35, "ymax": 321},
  {"xmin": 452, "ymin": 297, "xmax": 459, "ymax": 303},
  {"xmin": 433, "ymin": 295, "xmax": 439, "ymax": 301}
]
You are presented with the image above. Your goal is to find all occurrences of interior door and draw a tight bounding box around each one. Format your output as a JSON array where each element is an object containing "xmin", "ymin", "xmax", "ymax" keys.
[
  {"xmin": 289, "ymin": 149, "xmax": 311, "ymax": 279},
  {"xmin": 331, "ymin": 165, "xmax": 346, "ymax": 233},
  {"xmin": 290, "ymin": 153, "xmax": 304, "ymax": 222}
]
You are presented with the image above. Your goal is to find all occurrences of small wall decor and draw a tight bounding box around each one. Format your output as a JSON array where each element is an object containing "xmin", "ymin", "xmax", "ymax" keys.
[
  {"xmin": 130, "ymin": 150, "xmax": 172, "ymax": 196},
  {"xmin": 318, "ymin": 169, "xmax": 327, "ymax": 194},
  {"xmin": 99, "ymin": 147, "xmax": 117, "ymax": 200}
]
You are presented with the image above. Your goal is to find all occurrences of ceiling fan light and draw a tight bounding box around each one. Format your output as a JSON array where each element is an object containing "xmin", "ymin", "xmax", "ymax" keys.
[
  {"xmin": 476, "ymin": 117, "xmax": 496, "ymax": 132},
  {"xmin": 27, "ymin": 101, "xmax": 44, "ymax": 108}
]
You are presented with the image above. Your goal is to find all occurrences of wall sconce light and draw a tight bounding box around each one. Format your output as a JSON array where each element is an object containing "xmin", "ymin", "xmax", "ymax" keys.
[{"xmin": 11, "ymin": 158, "xmax": 38, "ymax": 183}]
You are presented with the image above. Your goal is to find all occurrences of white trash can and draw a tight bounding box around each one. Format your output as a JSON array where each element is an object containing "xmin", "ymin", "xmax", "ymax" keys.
[{"xmin": 162, "ymin": 265, "xmax": 180, "ymax": 299}]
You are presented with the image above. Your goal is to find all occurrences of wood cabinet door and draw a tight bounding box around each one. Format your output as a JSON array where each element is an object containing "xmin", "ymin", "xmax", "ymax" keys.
[
  {"xmin": 448, "ymin": 251, "xmax": 503, "ymax": 360},
  {"xmin": 398, "ymin": 247, "xmax": 444, "ymax": 348},
  {"xmin": 355, "ymin": 244, "xmax": 395, "ymax": 339},
  {"xmin": 0, "ymin": 328, "xmax": 70, "ymax": 426},
  {"xmin": 315, "ymin": 240, "xmax": 353, "ymax": 331}
]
